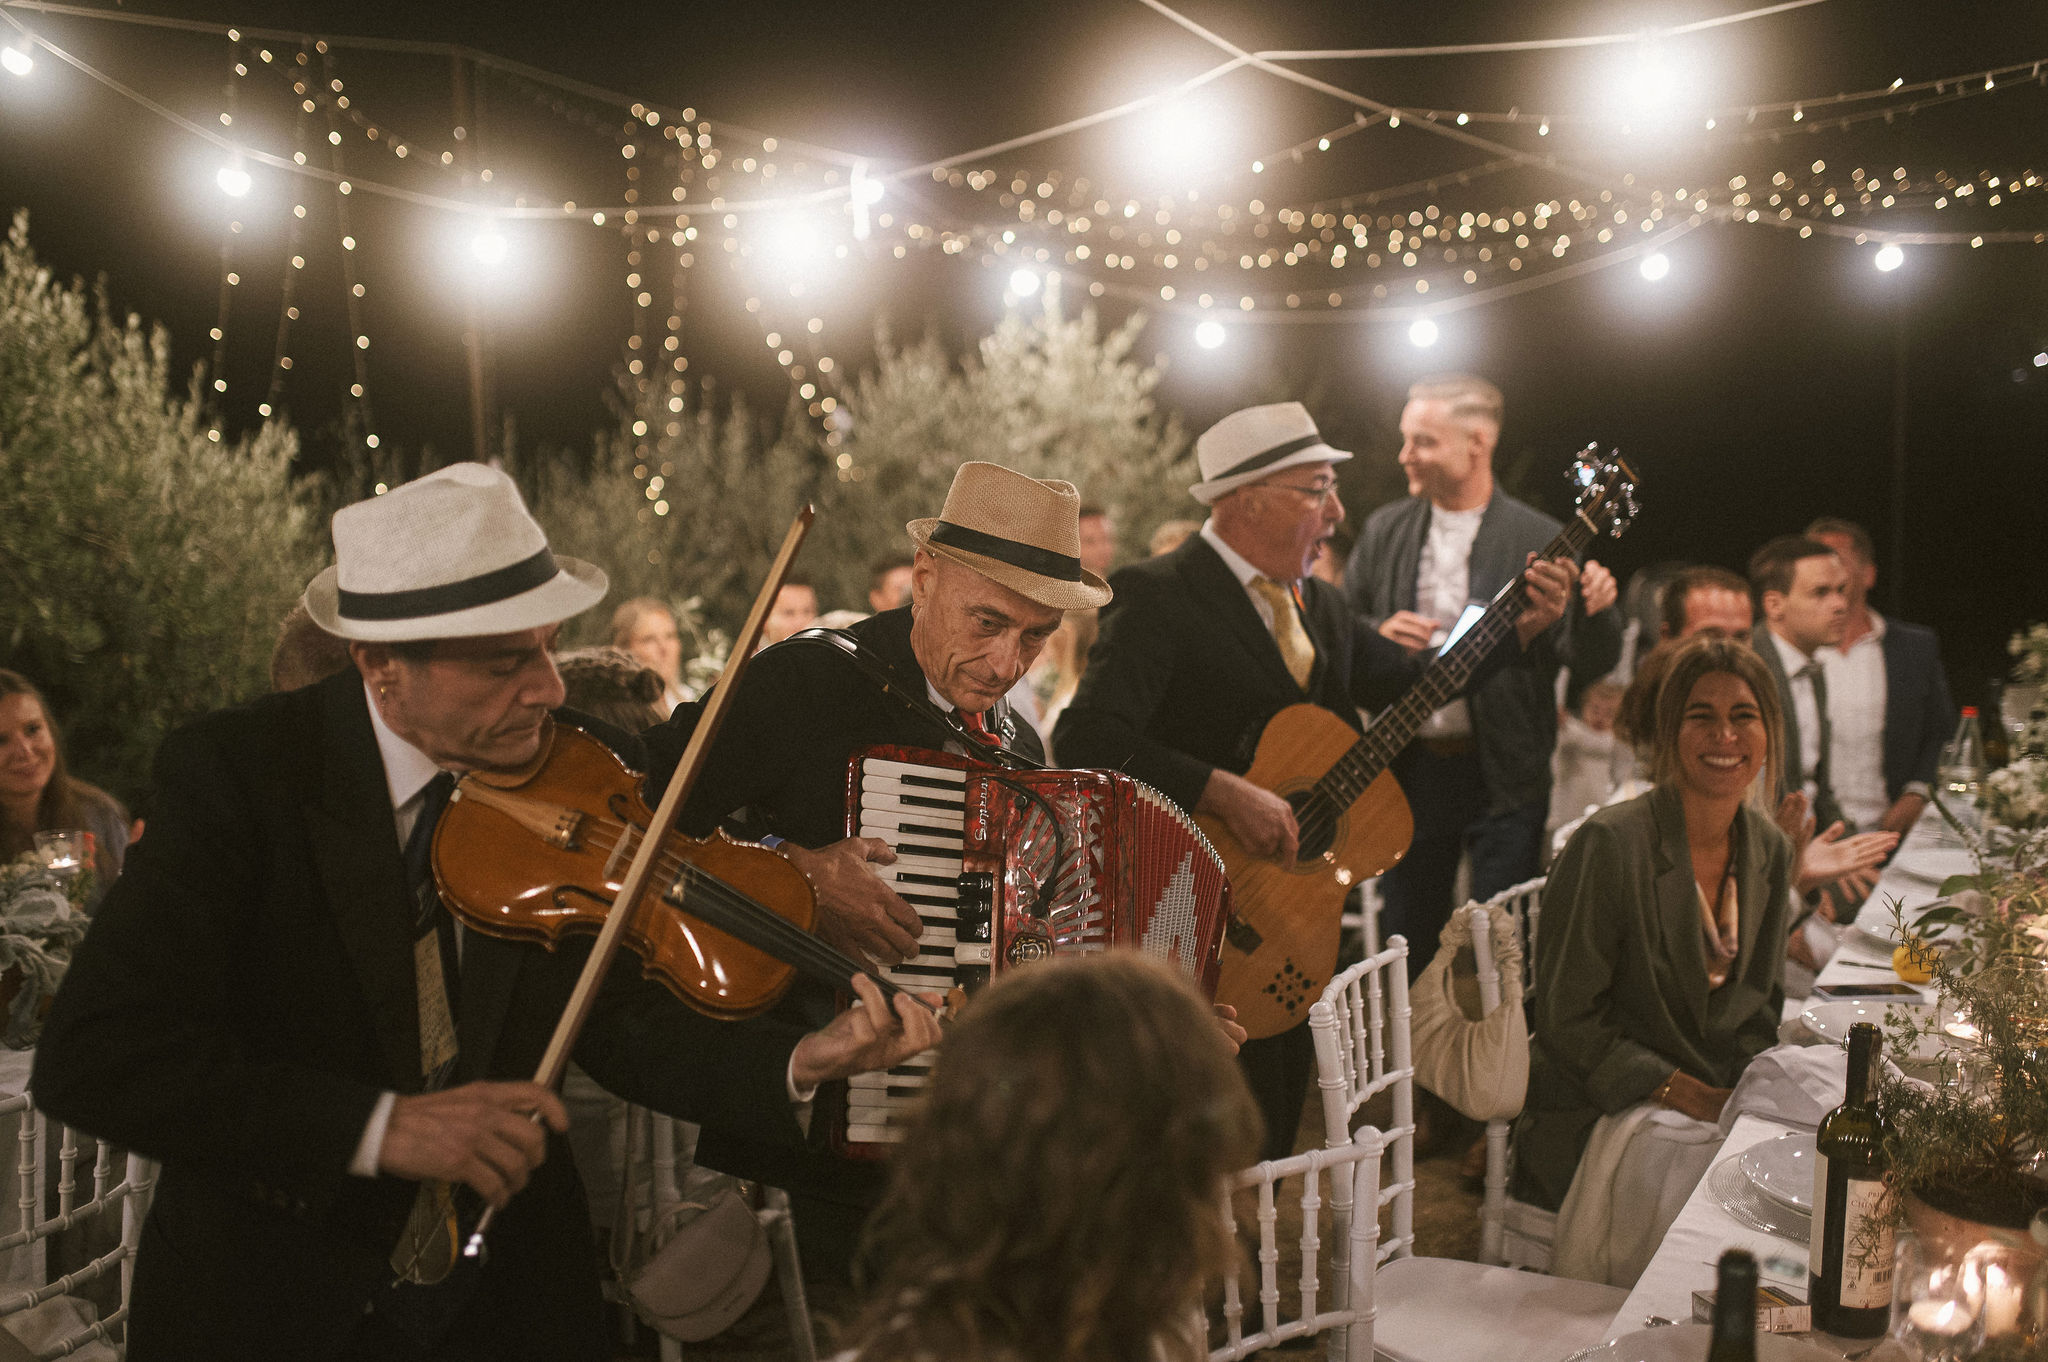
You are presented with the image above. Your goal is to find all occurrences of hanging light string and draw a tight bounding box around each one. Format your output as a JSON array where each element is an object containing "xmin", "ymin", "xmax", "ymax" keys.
[
  {"xmin": 319, "ymin": 48, "xmax": 379, "ymax": 455},
  {"xmin": 261, "ymin": 48, "xmax": 315, "ymax": 421},
  {"xmin": 206, "ymin": 30, "xmax": 242, "ymax": 437}
]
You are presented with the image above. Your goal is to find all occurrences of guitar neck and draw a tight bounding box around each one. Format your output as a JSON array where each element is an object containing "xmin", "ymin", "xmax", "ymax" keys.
[{"xmin": 1319, "ymin": 509, "xmax": 1603, "ymax": 806}]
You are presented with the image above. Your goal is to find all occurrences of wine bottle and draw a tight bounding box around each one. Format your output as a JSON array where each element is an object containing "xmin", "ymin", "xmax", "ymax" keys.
[
  {"xmin": 1983, "ymin": 682, "xmax": 2010, "ymax": 769},
  {"xmin": 1707, "ymin": 1249, "xmax": 1760, "ymax": 1362},
  {"xmin": 1809, "ymin": 1021, "xmax": 1893, "ymax": 1337}
]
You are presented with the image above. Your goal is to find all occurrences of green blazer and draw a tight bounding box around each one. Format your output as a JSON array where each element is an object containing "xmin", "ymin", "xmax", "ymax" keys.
[{"xmin": 1511, "ymin": 783, "xmax": 1792, "ymax": 1209}]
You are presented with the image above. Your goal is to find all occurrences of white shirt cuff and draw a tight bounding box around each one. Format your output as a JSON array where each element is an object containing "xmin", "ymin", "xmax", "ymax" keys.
[
  {"xmin": 350, "ymin": 1091, "xmax": 399, "ymax": 1178},
  {"xmin": 1902, "ymin": 781, "xmax": 1932, "ymax": 801},
  {"xmin": 787, "ymin": 1054, "xmax": 817, "ymax": 1137}
]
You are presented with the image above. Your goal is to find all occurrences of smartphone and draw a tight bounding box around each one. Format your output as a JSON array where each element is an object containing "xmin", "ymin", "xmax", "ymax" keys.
[{"xmin": 1811, "ymin": 982, "xmax": 1923, "ymax": 999}]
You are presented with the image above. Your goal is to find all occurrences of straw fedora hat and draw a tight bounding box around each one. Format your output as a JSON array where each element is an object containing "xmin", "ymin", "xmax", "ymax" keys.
[
  {"xmin": 1188, "ymin": 402, "xmax": 1350, "ymax": 505},
  {"xmin": 906, "ymin": 462, "xmax": 1113, "ymax": 611},
  {"xmin": 303, "ymin": 462, "xmax": 609, "ymax": 642}
]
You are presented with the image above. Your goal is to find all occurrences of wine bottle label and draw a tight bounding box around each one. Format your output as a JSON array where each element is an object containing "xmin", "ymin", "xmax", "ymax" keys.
[{"xmin": 1838, "ymin": 1178, "xmax": 1893, "ymax": 1309}]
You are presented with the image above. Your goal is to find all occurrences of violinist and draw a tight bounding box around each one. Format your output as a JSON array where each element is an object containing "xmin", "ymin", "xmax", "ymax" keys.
[{"xmin": 31, "ymin": 463, "xmax": 941, "ymax": 1362}]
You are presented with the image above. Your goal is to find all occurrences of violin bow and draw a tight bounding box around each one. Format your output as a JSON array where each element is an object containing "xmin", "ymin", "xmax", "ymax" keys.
[{"xmin": 465, "ymin": 505, "xmax": 814, "ymax": 1261}]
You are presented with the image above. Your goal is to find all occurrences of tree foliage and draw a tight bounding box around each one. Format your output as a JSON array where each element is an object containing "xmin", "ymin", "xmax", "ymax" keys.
[{"xmin": 0, "ymin": 213, "xmax": 321, "ymax": 802}]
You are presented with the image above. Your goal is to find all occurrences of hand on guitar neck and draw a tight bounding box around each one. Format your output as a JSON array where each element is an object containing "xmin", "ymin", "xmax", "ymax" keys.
[
  {"xmin": 1198, "ymin": 768, "xmax": 1299, "ymax": 868},
  {"xmin": 1377, "ymin": 554, "xmax": 1594, "ymax": 656}
]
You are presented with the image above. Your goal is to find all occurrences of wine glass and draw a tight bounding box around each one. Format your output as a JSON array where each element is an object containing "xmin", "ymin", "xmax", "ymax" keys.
[
  {"xmin": 32, "ymin": 829, "xmax": 88, "ymax": 881},
  {"xmin": 1889, "ymin": 1234, "xmax": 1986, "ymax": 1361}
]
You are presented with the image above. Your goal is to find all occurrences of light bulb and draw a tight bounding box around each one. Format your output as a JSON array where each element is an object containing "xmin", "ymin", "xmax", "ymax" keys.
[
  {"xmin": 1194, "ymin": 320, "xmax": 1227, "ymax": 350},
  {"xmin": 855, "ymin": 178, "xmax": 885, "ymax": 207},
  {"xmin": 1408, "ymin": 318, "xmax": 1439, "ymax": 348},
  {"xmin": 1009, "ymin": 268, "xmax": 1040, "ymax": 297},
  {"xmin": 1, "ymin": 45, "xmax": 32, "ymax": 77},
  {"xmin": 1639, "ymin": 252, "xmax": 1671, "ymax": 281},
  {"xmin": 471, "ymin": 230, "xmax": 509, "ymax": 266},
  {"xmin": 217, "ymin": 165, "xmax": 253, "ymax": 198},
  {"xmin": 1874, "ymin": 244, "xmax": 1905, "ymax": 272}
]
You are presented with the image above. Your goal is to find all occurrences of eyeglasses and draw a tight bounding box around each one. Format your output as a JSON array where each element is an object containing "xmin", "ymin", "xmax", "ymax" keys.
[{"xmin": 1263, "ymin": 481, "xmax": 1341, "ymax": 505}]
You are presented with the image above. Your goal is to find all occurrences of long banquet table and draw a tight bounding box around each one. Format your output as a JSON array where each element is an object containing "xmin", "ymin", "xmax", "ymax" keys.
[{"xmin": 1604, "ymin": 804, "xmax": 1965, "ymax": 1351}]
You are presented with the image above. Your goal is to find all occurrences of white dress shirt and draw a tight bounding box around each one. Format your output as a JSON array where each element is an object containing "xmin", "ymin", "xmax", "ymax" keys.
[
  {"xmin": 1820, "ymin": 612, "xmax": 1892, "ymax": 830},
  {"xmin": 1199, "ymin": 519, "xmax": 1287, "ymax": 630},
  {"xmin": 1415, "ymin": 504, "xmax": 1485, "ymax": 739},
  {"xmin": 1767, "ymin": 629, "xmax": 1824, "ymax": 805}
]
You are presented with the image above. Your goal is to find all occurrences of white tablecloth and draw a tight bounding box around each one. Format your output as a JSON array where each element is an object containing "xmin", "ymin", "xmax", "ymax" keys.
[{"xmin": 1808, "ymin": 806, "xmax": 1961, "ymax": 999}]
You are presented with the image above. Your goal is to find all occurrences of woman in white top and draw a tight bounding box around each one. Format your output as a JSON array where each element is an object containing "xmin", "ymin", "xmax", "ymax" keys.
[{"xmin": 842, "ymin": 954, "xmax": 1259, "ymax": 1362}]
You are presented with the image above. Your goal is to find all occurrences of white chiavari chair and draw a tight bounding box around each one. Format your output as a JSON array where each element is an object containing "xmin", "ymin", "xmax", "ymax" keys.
[
  {"xmin": 1308, "ymin": 935, "xmax": 1626, "ymax": 1362},
  {"xmin": 0, "ymin": 1087, "xmax": 154, "ymax": 1360}
]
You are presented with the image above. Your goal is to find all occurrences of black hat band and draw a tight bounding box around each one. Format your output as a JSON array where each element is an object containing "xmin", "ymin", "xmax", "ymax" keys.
[
  {"xmin": 336, "ymin": 547, "xmax": 562, "ymax": 621},
  {"xmin": 927, "ymin": 521, "xmax": 1082, "ymax": 582},
  {"xmin": 1215, "ymin": 432, "xmax": 1324, "ymax": 480}
]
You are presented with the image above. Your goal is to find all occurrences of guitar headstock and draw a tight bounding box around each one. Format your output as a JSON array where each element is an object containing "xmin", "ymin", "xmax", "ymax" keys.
[{"xmin": 1566, "ymin": 444, "xmax": 1640, "ymax": 539}]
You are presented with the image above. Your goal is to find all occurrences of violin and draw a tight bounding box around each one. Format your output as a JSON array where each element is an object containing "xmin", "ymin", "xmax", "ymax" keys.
[{"xmin": 431, "ymin": 715, "xmax": 916, "ymax": 1019}]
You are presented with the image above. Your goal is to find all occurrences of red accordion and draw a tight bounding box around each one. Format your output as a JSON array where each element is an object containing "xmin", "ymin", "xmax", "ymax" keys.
[{"xmin": 838, "ymin": 744, "xmax": 1233, "ymax": 1152}]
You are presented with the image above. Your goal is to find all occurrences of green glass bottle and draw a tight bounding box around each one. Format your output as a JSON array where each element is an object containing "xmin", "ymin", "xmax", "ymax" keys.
[
  {"xmin": 1809, "ymin": 1021, "xmax": 1893, "ymax": 1337},
  {"xmin": 1707, "ymin": 1249, "xmax": 1760, "ymax": 1362}
]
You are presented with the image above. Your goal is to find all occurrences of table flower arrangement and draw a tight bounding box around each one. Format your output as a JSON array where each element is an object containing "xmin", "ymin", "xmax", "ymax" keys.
[{"xmin": 0, "ymin": 850, "xmax": 93, "ymax": 1048}]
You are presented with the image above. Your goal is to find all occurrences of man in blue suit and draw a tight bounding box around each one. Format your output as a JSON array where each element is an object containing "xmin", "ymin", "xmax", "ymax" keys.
[{"xmin": 1805, "ymin": 517, "xmax": 1956, "ymax": 838}]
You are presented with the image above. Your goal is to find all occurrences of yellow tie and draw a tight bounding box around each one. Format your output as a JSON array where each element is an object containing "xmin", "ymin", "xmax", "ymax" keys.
[{"xmin": 1250, "ymin": 576, "xmax": 1315, "ymax": 690}]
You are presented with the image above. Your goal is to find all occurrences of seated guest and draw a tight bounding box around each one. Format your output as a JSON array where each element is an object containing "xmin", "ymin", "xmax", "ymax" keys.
[
  {"xmin": 866, "ymin": 556, "xmax": 914, "ymax": 614},
  {"xmin": 762, "ymin": 576, "xmax": 820, "ymax": 649},
  {"xmin": 0, "ymin": 670, "xmax": 130, "ymax": 910},
  {"xmin": 1513, "ymin": 637, "xmax": 1793, "ymax": 1262},
  {"xmin": 272, "ymin": 602, "xmax": 356, "ymax": 691},
  {"xmin": 843, "ymin": 953, "xmax": 1260, "ymax": 1362},
  {"xmin": 553, "ymin": 646, "xmax": 669, "ymax": 733},
  {"xmin": 611, "ymin": 595, "xmax": 691, "ymax": 712}
]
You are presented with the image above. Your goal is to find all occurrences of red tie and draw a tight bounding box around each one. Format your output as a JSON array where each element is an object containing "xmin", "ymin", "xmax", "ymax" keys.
[{"xmin": 959, "ymin": 709, "xmax": 991, "ymax": 740}]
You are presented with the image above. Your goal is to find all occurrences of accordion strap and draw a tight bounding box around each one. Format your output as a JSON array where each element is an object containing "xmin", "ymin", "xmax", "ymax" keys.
[{"xmin": 785, "ymin": 628, "xmax": 1044, "ymax": 771}]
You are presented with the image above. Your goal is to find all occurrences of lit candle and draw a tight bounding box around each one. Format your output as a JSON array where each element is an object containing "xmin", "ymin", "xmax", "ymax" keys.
[
  {"xmin": 1907, "ymin": 1298, "xmax": 1972, "ymax": 1337},
  {"xmin": 1981, "ymin": 1259, "xmax": 2023, "ymax": 1338}
]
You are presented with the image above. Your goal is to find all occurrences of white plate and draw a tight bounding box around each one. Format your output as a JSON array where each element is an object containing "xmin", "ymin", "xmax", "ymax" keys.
[
  {"xmin": 1740, "ymin": 1131, "xmax": 1817, "ymax": 1213},
  {"xmin": 1852, "ymin": 915, "xmax": 1961, "ymax": 951},
  {"xmin": 1801, "ymin": 999, "xmax": 1935, "ymax": 1049},
  {"xmin": 1889, "ymin": 846, "xmax": 1977, "ymax": 886},
  {"xmin": 1564, "ymin": 1323, "xmax": 1840, "ymax": 1362}
]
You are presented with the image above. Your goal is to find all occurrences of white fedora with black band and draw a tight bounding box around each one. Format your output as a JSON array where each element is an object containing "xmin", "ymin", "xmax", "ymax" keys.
[
  {"xmin": 303, "ymin": 462, "xmax": 609, "ymax": 642},
  {"xmin": 1188, "ymin": 401, "xmax": 1351, "ymax": 505},
  {"xmin": 906, "ymin": 462, "xmax": 1112, "ymax": 612}
]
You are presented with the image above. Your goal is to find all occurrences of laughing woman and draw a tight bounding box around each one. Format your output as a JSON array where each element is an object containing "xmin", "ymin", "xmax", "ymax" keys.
[
  {"xmin": 1, "ymin": 670, "xmax": 130, "ymax": 911},
  {"xmin": 1511, "ymin": 635, "xmax": 1794, "ymax": 1281}
]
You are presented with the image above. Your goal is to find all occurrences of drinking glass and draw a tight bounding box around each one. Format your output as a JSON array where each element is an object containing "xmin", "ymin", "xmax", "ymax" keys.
[
  {"xmin": 32, "ymin": 828, "xmax": 88, "ymax": 879},
  {"xmin": 1889, "ymin": 1234, "xmax": 1986, "ymax": 1361}
]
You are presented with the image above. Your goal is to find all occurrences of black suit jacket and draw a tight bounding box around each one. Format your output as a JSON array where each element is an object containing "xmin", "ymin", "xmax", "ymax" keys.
[
  {"xmin": 1053, "ymin": 534, "xmax": 1421, "ymax": 814},
  {"xmin": 32, "ymin": 670, "xmax": 806, "ymax": 1361},
  {"xmin": 1880, "ymin": 617, "xmax": 1955, "ymax": 800},
  {"xmin": 1344, "ymin": 489, "xmax": 1623, "ymax": 814},
  {"xmin": 641, "ymin": 606, "xmax": 1041, "ymax": 1202}
]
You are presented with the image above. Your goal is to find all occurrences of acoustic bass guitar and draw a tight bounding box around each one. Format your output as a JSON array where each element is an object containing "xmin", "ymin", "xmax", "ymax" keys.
[{"xmin": 1203, "ymin": 448, "xmax": 1641, "ymax": 1038}]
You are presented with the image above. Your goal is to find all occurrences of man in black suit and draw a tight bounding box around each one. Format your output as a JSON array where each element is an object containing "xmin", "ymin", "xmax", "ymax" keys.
[
  {"xmin": 651, "ymin": 460, "xmax": 1122, "ymax": 1270},
  {"xmin": 1056, "ymin": 402, "xmax": 1577, "ymax": 1159},
  {"xmin": 1747, "ymin": 534, "xmax": 1852, "ymax": 828},
  {"xmin": 31, "ymin": 464, "xmax": 937, "ymax": 1361},
  {"xmin": 1804, "ymin": 517, "xmax": 1956, "ymax": 838},
  {"xmin": 1344, "ymin": 375, "xmax": 1622, "ymax": 978}
]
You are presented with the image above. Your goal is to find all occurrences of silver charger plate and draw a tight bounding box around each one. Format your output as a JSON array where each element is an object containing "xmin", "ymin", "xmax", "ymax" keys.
[
  {"xmin": 1739, "ymin": 1130, "xmax": 1816, "ymax": 1213},
  {"xmin": 1708, "ymin": 1156, "xmax": 1811, "ymax": 1244}
]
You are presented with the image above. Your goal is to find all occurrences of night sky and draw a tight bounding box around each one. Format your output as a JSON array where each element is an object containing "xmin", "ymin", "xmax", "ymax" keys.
[{"xmin": 3, "ymin": 0, "xmax": 2045, "ymax": 703}]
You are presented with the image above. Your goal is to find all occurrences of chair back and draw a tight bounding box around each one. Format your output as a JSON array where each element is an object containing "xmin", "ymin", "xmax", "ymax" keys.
[
  {"xmin": 0, "ymin": 1088, "xmax": 156, "ymax": 1357},
  {"xmin": 1208, "ymin": 1139, "xmax": 1386, "ymax": 1362},
  {"xmin": 1465, "ymin": 889, "xmax": 1556, "ymax": 1271}
]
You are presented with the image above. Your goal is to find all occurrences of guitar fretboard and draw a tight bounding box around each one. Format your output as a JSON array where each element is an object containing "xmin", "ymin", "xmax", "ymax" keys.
[{"xmin": 1316, "ymin": 502, "xmax": 1608, "ymax": 811}]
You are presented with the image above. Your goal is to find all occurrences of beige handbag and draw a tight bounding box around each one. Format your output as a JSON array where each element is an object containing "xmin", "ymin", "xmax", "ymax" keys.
[
  {"xmin": 1408, "ymin": 902, "xmax": 1529, "ymax": 1121},
  {"xmin": 623, "ymin": 1185, "xmax": 773, "ymax": 1341}
]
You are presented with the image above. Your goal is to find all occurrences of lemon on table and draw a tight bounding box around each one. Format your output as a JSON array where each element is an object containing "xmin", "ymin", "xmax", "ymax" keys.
[{"xmin": 1892, "ymin": 937, "xmax": 1937, "ymax": 984}]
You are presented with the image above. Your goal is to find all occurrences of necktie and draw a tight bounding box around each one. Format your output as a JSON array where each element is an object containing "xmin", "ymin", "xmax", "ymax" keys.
[
  {"xmin": 1249, "ymin": 576, "xmax": 1316, "ymax": 691},
  {"xmin": 403, "ymin": 771, "xmax": 461, "ymax": 1082},
  {"xmin": 1795, "ymin": 662, "xmax": 1847, "ymax": 830}
]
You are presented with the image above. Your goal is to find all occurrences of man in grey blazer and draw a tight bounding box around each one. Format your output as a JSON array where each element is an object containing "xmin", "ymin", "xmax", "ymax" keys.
[{"xmin": 1344, "ymin": 375, "xmax": 1622, "ymax": 977}]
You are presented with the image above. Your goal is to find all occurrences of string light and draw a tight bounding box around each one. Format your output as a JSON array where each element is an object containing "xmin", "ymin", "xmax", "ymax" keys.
[
  {"xmin": 1408, "ymin": 318, "xmax": 1439, "ymax": 347},
  {"xmin": 1639, "ymin": 251, "xmax": 1671, "ymax": 280},
  {"xmin": 1194, "ymin": 319, "xmax": 1227, "ymax": 349},
  {"xmin": 208, "ymin": 33, "xmax": 243, "ymax": 420},
  {"xmin": 1874, "ymin": 243, "xmax": 1905, "ymax": 271},
  {"xmin": 3, "ymin": 43, "xmax": 34, "ymax": 77}
]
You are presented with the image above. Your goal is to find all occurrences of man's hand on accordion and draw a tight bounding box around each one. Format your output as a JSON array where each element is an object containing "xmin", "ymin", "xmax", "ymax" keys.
[
  {"xmin": 781, "ymin": 837, "xmax": 925, "ymax": 965},
  {"xmin": 790, "ymin": 973, "xmax": 944, "ymax": 1089}
]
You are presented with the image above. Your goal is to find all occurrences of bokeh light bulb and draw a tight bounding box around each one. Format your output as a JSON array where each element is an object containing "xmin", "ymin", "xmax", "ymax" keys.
[
  {"xmin": 1194, "ymin": 320, "xmax": 1227, "ymax": 350},
  {"xmin": 855, "ymin": 177, "xmax": 885, "ymax": 207},
  {"xmin": 1639, "ymin": 252, "xmax": 1671, "ymax": 281},
  {"xmin": 217, "ymin": 165, "xmax": 253, "ymax": 198},
  {"xmin": 1408, "ymin": 318, "xmax": 1439, "ymax": 348},
  {"xmin": 1009, "ymin": 268, "xmax": 1040, "ymax": 297},
  {"xmin": 1874, "ymin": 244, "xmax": 1905, "ymax": 272},
  {"xmin": 471, "ymin": 229, "xmax": 509, "ymax": 267},
  {"xmin": 1, "ymin": 45, "xmax": 32, "ymax": 77}
]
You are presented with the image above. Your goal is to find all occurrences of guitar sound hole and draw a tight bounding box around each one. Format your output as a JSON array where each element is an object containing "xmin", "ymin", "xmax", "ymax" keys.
[{"xmin": 1287, "ymin": 791, "xmax": 1335, "ymax": 861}]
